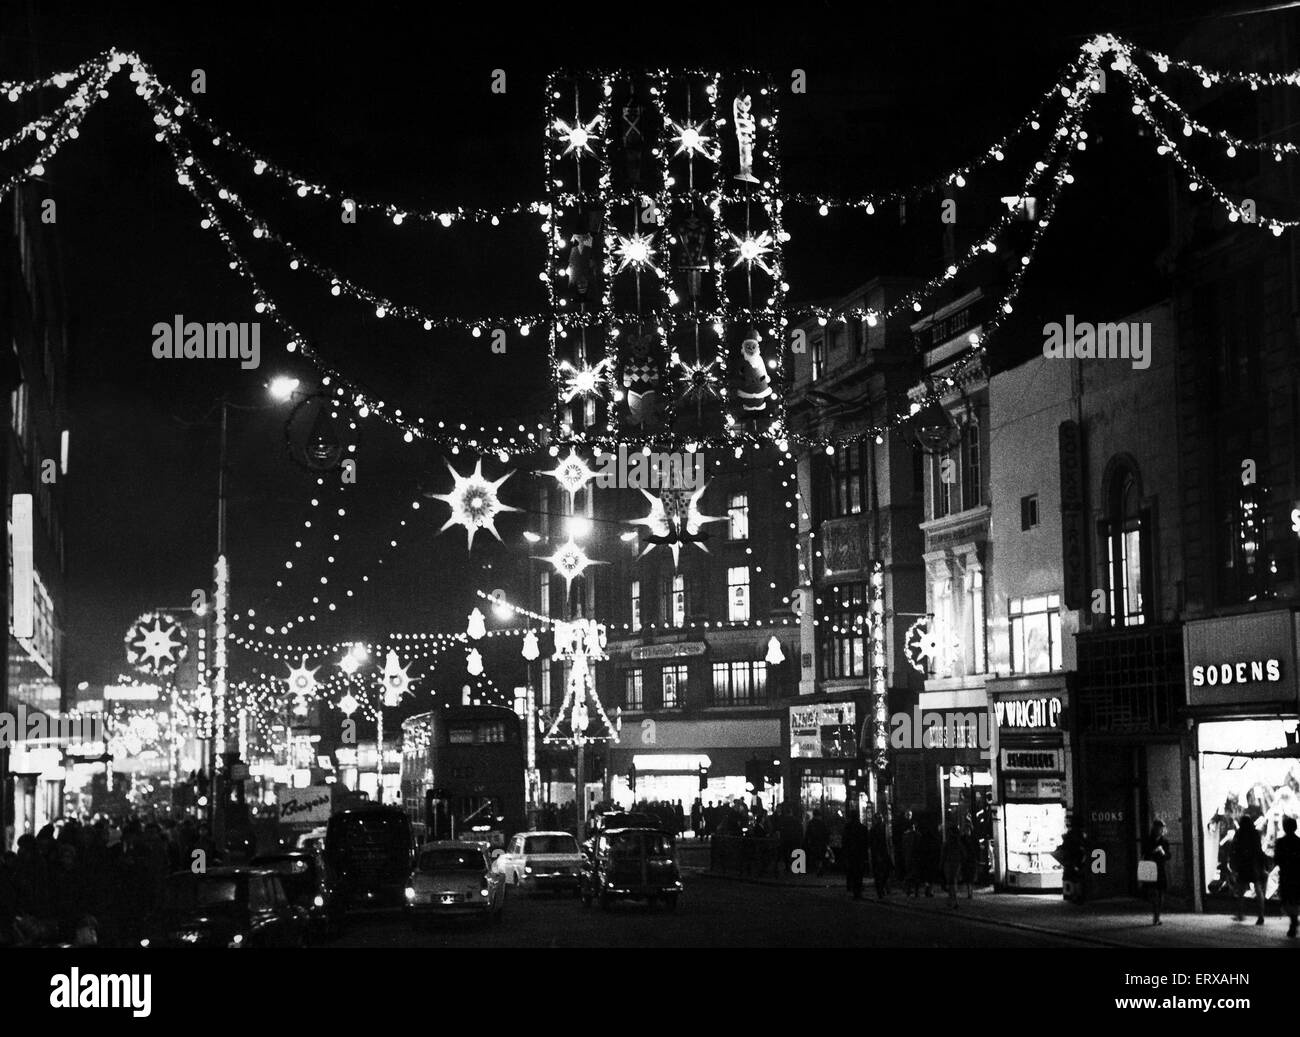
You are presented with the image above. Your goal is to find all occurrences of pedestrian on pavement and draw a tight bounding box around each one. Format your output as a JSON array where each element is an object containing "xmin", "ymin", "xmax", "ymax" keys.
[
  {"xmin": 941, "ymin": 819, "xmax": 966, "ymax": 909},
  {"xmin": 869, "ymin": 814, "xmax": 892, "ymax": 899},
  {"xmin": 805, "ymin": 810, "xmax": 830, "ymax": 877},
  {"xmin": 900, "ymin": 815, "xmax": 920, "ymax": 896},
  {"xmin": 959, "ymin": 822, "xmax": 977, "ymax": 900},
  {"xmin": 691, "ymin": 798, "xmax": 703, "ymax": 840},
  {"xmin": 1274, "ymin": 814, "xmax": 1300, "ymax": 939},
  {"xmin": 1144, "ymin": 818, "xmax": 1170, "ymax": 926},
  {"xmin": 918, "ymin": 817, "xmax": 940, "ymax": 897},
  {"xmin": 674, "ymin": 799, "xmax": 686, "ymax": 838},
  {"xmin": 1230, "ymin": 807, "xmax": 1267, "ymax": 926},
  {"xmin": 841, "ymin": 810, "xmax": 869, "ymax": 900}
]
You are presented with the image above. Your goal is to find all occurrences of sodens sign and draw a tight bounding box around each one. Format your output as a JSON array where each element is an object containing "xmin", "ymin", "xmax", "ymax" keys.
[
  {"xmin": 1190, "ymin": 659, "xmax": 1281, "ymax": 687},
  {"xmin": 1184, "ymin": 610, "xmax": 1298, "ymax": 708}
]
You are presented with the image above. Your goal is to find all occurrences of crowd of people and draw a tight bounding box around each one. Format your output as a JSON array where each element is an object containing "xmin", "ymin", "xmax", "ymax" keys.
[{"xmin": 0, "ymin": 816, "xmax": 228, "ymax": 947}]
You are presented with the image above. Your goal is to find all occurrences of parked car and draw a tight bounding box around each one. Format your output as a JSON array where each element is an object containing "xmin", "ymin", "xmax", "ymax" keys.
[
  {"xmin": 405, "ymin": 841, "xmax": 505, "ymax": 924},
  {"xmin": 579, "ymin": 826, "xmax": 682, "ymax": 911},
  {"xmin": 251, "ymin": 850, "xmax": 343, "ymax": 939},
  {"xmin": 140, "ymin": 868, "xmax": 307, "ymax": 948},
  {"xmin": 494, "ymin": 831, "xmax": 583, "ymax": 894},
  {"xmin": 325, "ymin": 805, "xmax": 414, "ymax": 910}
]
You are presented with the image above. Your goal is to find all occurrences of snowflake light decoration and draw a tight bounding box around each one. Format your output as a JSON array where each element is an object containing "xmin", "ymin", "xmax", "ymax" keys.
[
  {"xmin": 904, "ymin": 617, "xmax": 960, "ymax": 675},
  {"xmin": 558, "ymin": 357, "xmax": 612, "ymax": 403},
  {"xmin": 543, "ymin": 448, "xmax": 597, "ymax": 499},
  {"xmin": 676, "ymin": 357, "xmax": 722, "ymax": 405},
  {"xmin": 124, "ymin": 611, "xmax": 189, "ymax": 676},
  {"xmin": 381, "ymin": 649, "xmax": 412, "ymax": 707},
  {"xmin": 628, "ymin": 484, "xmax": 726, "ymax": 566},
  {"xmin": 554, "ymin": 114, "xmax": 603, "ymax": 156},
  {"xmin": 667, "ymin": 119, "xmax": 718, "ymax": 161},
  {"xmin": 729, "ymin": 230, "xmax": 776, "ymax": 276},
  {"xmin": 614, "ymin": 232, "xmax": 662, "ymax": 276},
  {"xmin": 430, "ymin": 458, "xmax": 519, "ymax": 549},
  {"xmin": 285, "ymin": 656, "xmax": 320, "ymax": 717},
  {"xmin": 538, "ymin": 538, "xmax": 601, "ymax": 594}
]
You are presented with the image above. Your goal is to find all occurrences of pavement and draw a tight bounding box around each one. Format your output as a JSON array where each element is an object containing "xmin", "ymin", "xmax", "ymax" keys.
[{"xmin": 687, "ymin": 853, "xmax": 1300, "ymax": 949}]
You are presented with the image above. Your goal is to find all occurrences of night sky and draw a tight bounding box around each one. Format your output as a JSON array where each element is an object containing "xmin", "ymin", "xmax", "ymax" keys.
[{"xmin": 7, "ymin": 1, "xmax": 1236, "ymax": 689}]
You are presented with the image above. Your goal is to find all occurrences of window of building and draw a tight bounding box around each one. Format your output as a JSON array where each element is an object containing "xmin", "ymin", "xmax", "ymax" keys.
[
  {"xmin": 538, "ymin": 572, "xmax": 551, "ymax": 618},
  {"xmin": 1103, "ymin": 467, "xmax": 1149, "ymax": 626},
  {"xmin": 852, "ymin": 317, "xmax": 866, "ymax": 357},
  {"xmin": 961, "ymin": 421, "xmax": 982, "ymax": 511},
  {"xmin": 710, "ymin": 661, "xmax": 768, "ymax": 705},
  {"xmin": 827, "ymin": 325, "xmax": 843, "ymax": 355},
  {"xmin": 727, "ymin": 566, "xmax": 751, "ymax": 622},
  {"xmin": 967, "ymin": 567, "xmax": 986, "ymax": 674},
  {"xmin": 817, "ymin": 582, "xmax": 867, "ymax": 679},
  {"xmin": 625, "ymin": 669, "xmax": 644, "ymax": 710},
  {"xmin": 827, "ymin": 444, "xmax": 865, "ymax": 517},
  {"xmin": 1021, "ymin": 494, "xmax": 1039, "ymax": 531},
  {"xmin": 1009, "ymin": 594, "xmax": 1062, "ymax": 673},
  {"xmin": 930, "ymin": 420, "xmax": 982, "ymax": 519},
  {"xmin": 630, "ymin": 579, "xmax": 641, "ymax": 631},
  {"xmin": 932, "ymin": 451, "xmax": 956, "ymax": 520},
  {"xmin": 662, "ymin": 665, "xmax": 686, "ymax": 709},
  {"xmin": 812, "ymin": 335, "xmax": 826, "ymax": 381},
  {"xmin": 662, "ymin": 573, "xmax": 687, "ymax": 627},
  {"xmin": 728, "ymin": 492, "xmax": 749, "ymax": 541}
]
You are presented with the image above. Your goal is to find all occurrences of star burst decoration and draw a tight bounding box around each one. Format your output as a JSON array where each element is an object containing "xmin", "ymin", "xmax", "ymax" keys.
[
  {"xmin": 558, "ymin": 357, "xmax": 612, "ymax": 403},
  {"xmin": 429, "ymin": 458, "xmax": 519, "ymax": 549},
  {"xmin": 554, "ymin": 114, "xmax": 603, "ymax": 156},
  {"xmin": 381, "ymin": 649, "xmax": 412, "ymax": 707},
  {"xmin": 125, "ymin": 611, "xmax": 189, "ymax": 676},
  {"xmin": 538, "ymin": 538, "xmax": 602, "ymax": 593},
  {"xmin": 285, "ymin": 656, "xmax": 320, "ymax": 716},
  {"xmin": 614, "ymin": 232, "xmax": 662, "ymax": 276},
  {"xmin": 628, "ymin": 484, "xmax": 726, "ymax": 566},
  {"xmin": 676, "ymin": 357, "xmax": 722, "ymax": 405},
  {"xmin": 543, "ymin": 448, "xmax": 597, "ymax": 499},
  {"xmin": 667, "ymin": 119, "xmax": 718, "ymax": 161},
  {"xmin": 729, "ymin": 230, "xmax": 777, "ymax": 276}
]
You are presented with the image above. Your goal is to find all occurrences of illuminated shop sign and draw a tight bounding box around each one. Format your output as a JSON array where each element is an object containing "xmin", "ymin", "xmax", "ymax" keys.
[
  {"xmin": 994, "ymin": 696, "xmax": 1063, "ymax": 730},
  {"xmin": 1190, "ymin": 660, "xmax": 1281, "ymax": 687},
  {"xmin": 999, "ymin": 748, "xmax": 1064, "ymax": 773}
]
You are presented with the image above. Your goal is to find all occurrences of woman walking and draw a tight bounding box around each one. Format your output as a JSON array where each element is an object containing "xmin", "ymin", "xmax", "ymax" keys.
[{"xmin": 1144, "ymin": 818, "xmax": 1171, "ymax": 926}]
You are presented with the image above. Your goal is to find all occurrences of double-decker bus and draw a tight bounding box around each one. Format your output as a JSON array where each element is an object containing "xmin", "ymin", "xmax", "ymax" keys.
[{"xmin": 400, "ymin": 705, "xmax": 526, "ymax": 852}]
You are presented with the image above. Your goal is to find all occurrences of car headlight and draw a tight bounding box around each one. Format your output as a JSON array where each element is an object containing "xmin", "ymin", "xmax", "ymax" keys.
[
  {"xmin": 139, "ymin": 938, "xmax": 150, "ymax": 948},
  {"xmin": 228, "ymin": 934, "xmax": 245, "ymax": 948},
  {"xmin": 481, "ymin": 889, "xmax": 490, "ymax": 897},
  {"xmin": 524, "ymin": 866, "xmax": 533, "ymax": 874},
  {"xmin": 314, "ymin": 894, "xmax": 325, "ymax": 907},
  {"xmin": 405, "ymin": 886, "xmax": 416, "ymax": 901}
]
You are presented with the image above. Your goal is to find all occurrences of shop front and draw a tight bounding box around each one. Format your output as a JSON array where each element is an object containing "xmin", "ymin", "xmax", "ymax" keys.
[
  {"xmin": 1185, "ymin": 610, "xmax": 1300, "ymax": 911},
  {"xmin": 987, "ymin": 677, "xmax": 1071, "ymax": 891},
  {"xmin": 788, "ymin": 699, "xmax": 863, "ymax": 849},
  {"xmin": 607, "ymin": 717, "xmax": 783, "ymax": 815}
]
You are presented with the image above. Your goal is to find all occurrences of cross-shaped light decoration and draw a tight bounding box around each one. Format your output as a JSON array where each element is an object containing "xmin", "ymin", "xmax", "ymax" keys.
[
  {"xmin": 381, "ymin": 649, "xmax": 412, "ymax": 707},
  {"xmin": 543, "ymin": 448, "xmax": 597, "ymax": 500},
  {"xmin": 538, "ymin": 538, "xmax": 601, "ymax": 594},
  {"xmin": 614, "ymin": 232, "xmax": 662, "ymax": 276},
  {"xmin": 554, "ymin": 114, "xmax": 603, "ymax": 156},
  {"xmin": 558, "ymin": 357, "xmax": 612, "ymax": 403},
  {"xmin": 729, "ymin": 230, "xmax": 777, "ymax": 276},
  {"xmin": 429, "ymin": 458, "xmax": 519, "ymax": 550}
]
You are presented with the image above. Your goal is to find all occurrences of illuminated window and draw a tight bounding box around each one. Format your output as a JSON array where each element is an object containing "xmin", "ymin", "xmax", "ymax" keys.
[
  {"xmin": 1103, "ymin": 467, "xmax": 1148, "ymax": 626},
  {"xmin": 662, "ymin": 573, "xmax": 687, "ymax": 627},
  {"xmin": 1009, "ymin": 594, "xmax": 1061, "ymax": 673},
  {"xmin": 710, "ymin": 661, "xmax": 768, "ymax": 705},
  {"xmin": 826, "ymin": 444, "xmax": 865, "ymax": 517},
  {"xmin": 625, "ymin": 669, "xmax": 644, "ymax": 710},
  {"xmin": 662, "ymin": 665, "xmax": 686, "ymax": 709},
  {"xmin": 727, "ymin": 567, "xmax": 750, "ymax": 622},
  {"xmin": 538, "ymin": 572, "xmax": 551, "ymax": 618},
  {"xmin": 817, "ymin": 583, "xmax": 867, "ymax": 679},
  {"xmin": 812, "ymin": 335, "xmax": 825, "ymax": 381},
  {"xmin": 728, "ymin": 492, "xmax": 749, "ymax": 540},
  {"xmin": 630, "ymin": 579, "xmax": 641, "ymax": 632}
]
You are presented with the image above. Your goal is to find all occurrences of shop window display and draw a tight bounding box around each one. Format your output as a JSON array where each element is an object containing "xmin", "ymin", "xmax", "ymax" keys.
[
  {"xmin": 1199, "ymin": 719, "xmax": 1300, "ymax": 900},
  {"xmin": 1004, "ymin": 802, "xmax": 1066, "ymax": 886}
]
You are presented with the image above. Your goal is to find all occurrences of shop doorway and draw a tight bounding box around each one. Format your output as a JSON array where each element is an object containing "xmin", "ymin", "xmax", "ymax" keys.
[{"xmin": 942, "ymin": 766, "xmax": 994, "ymax": 884}]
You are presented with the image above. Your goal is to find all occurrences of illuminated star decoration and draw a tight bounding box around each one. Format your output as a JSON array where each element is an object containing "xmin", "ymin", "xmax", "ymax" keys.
[
  {"xmin": 381, "ymin": 649, "xmax": 412, "ymax": 707},
  {"xmin": 614, "ymin": 232, "xmax": 662, "ymax": 276},
  {"xmin": 554, "ymin": 113, "xmax": 603, "ymax": 156},
  {"xmin": 338, "ymin": 691, "xmax": 359, "ymax": 717},
  {"xmin": 125, "ymin": 611, "xmax": 189, "ymax": 676},
  {"xmin": 430, "ymin": 458, "xmax": 519, "ymax": 550},
  {"xmin": 558, "ymin": 357, "xmax": 612, "ymax": 403},
  {"xmin": 628, "ymin": 484, "xmax": 727, "ymax": 566},
  {"xmin": 537, "ymin": 538, "xmax": 602, "ymax": 594},
  {"xmin": 729, "ymin": 230, "xmax": 777, "ymax": 276},
  {"xmin": 667, "ymin": 119, "xmax": 719, "ymax": 161},
  {"xmin": 543, "ymin": 448, "xmax": 597, "ymax": 499},
  {"xmin": 285, "ymin": 656, "xmax": 320, "ymax": 717},
  {"xmin": 676, "ymin": 357, "xmax": 722, "ymax": 405}
]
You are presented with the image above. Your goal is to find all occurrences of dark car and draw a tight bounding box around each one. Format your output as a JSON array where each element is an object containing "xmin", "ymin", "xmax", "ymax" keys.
[
  {"xmin": 140, "ymin": 868, "xmax": 307, "ymax": 948},
  {"xmin": 579, "ymin": 827, "xmax": 683, "ymax": 911},
  {"xmin": 325, "ymin": 805, "xmax": 414, "ymax": 910},
  {"xmin": 251, "ymin": 850, "xmax": 342, "ymax": 939}
]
